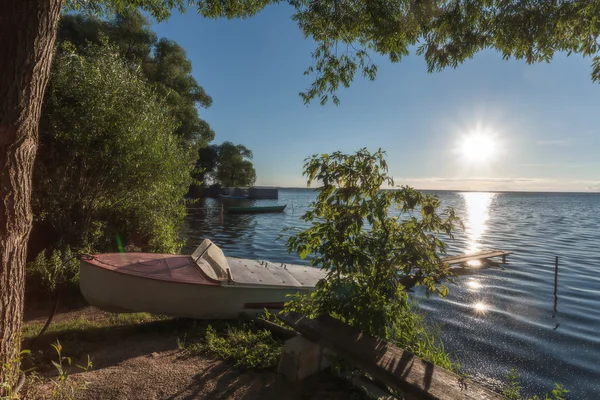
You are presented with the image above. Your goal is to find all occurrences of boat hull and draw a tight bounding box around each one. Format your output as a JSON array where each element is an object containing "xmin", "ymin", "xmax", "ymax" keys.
[{"xmin": 80, "ymin": 260, "xmax": 310, "ymax": 319}]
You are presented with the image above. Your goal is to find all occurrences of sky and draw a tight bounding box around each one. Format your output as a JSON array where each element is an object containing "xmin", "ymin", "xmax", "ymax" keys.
[{"xmin": 151, "ymin": 4, "xmax": 600, "ymax": 192}]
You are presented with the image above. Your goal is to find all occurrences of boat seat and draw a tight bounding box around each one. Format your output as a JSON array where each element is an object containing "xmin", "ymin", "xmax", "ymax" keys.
[{"xmin": 192, "ymin": 239, "xmax": 231, "ymax": 282}]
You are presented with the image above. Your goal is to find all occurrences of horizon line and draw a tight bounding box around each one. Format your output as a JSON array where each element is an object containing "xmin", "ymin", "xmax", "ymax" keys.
[{"xmin": 271, "ymin": 186, "xmax": 600, "ymax": 194}]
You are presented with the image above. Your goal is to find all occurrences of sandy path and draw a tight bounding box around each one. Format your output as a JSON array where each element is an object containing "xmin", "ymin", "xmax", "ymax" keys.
[{"xmin": 21, "ymin": 307, "xmax": 359, "ymax": 400}]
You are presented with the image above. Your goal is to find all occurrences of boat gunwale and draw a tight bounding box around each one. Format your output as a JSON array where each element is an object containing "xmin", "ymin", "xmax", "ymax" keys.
[
  {"xmin": 81, "ymin": 253, "xmax": 222, "ymax": 286},
  {"xmin": 81, "ymin": 254, "xmax": 319, "ymax": 290}
]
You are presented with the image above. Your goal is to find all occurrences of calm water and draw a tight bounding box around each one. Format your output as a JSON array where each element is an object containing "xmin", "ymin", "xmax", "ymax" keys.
[{"xmin": 181, "ymin": 189, "xmax": 600, "ymax": 399}]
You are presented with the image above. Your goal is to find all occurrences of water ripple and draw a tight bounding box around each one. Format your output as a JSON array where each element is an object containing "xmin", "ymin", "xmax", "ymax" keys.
[{"xmin": 181, "ymin": 190, "xmax": 600, "ymax": 399}]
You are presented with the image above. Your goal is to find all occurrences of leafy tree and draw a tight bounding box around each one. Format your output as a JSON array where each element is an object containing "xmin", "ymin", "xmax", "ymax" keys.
[
  {"xmin": 195, "ymin": 0, "xmax": 600, "ymax": 105},
  {"xmin": 191, "ymin": 144, "xmax": 220, "ymax": 187},
  {"xmin": 214, "ymin": 142, "xmax": 257, "ymax": 188},
  {"xmin": 285, "ymin": 149, "xmax": 460, "ymax": 339},
  {"xmin": 151, "ymin": 37, "xmax": 214, "ymax": 144},
  {"xmin": 34, "ymin": 42, "xmax": 192, "ymax": 255},
  {"xmin": 3, "ymin": 0, "xmax": 600, "ymax": 390},
  {"xmin": 57, "ymin": 11, "xmax": 215, "ymax": 145},
  {"xmin": 190, "ymin": 141, "xmax": 257, "ymax": 189}
]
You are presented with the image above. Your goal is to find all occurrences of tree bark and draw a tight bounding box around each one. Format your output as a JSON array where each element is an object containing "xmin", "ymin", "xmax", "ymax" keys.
[{"xmin": 0, "ymin": 0, "xmax": 62, "ymax": 390}]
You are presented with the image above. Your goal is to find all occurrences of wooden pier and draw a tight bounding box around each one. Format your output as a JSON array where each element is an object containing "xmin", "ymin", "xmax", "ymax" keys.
[
  {"xmin": 279, "ymin": 312, "xmax": 506, "ymax": 400},
  {"xmin": 443, "ymin": 249, "xmax": 512, "ymax": 266}
]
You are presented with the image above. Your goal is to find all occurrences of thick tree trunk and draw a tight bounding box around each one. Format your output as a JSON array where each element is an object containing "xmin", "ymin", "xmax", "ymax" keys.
[{"xmin": 0, "ymin": 0, "xmax": 62, "ymax": 390}]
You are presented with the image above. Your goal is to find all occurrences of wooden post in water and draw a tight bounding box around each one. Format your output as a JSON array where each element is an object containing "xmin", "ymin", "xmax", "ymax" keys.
[
  {"xmin": 553, "ymin": 256, "xmax": 559, "ymax": 318},
  {"xmin": 554, "ymin": 256, "xmax": 559, "ymax": 295}
]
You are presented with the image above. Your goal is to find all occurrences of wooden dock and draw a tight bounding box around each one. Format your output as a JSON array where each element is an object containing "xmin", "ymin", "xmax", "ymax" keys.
[
  {"xmin": 443, "ymin": 249, "xmax": 512, "ymax": 266},
  {"xmin": 279, "ymin": 312, "xmax": 506, "ymax": 400}
]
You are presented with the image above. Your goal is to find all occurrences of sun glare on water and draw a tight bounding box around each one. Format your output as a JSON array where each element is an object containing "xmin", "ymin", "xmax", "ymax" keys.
[
  {"xmin": 458, "ymin": 131, "xmax": 497, "ymax": 163},
  {"xmin": 473, "ymin": 301, "xmax": 489, "ymax": 315}
]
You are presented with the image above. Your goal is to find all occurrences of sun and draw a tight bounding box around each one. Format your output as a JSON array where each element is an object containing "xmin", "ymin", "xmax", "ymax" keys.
[{"xmin": 459, "ymin": 132, "xmax": 497, "ymax": 163}]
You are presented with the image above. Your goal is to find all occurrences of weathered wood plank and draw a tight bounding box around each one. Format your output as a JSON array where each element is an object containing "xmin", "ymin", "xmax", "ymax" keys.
[
  {"xmin": 442, "ymin": 250, "xmax": 512, "ymax": 265},
  {"xmin": 278, "ymin": 312, "xmax": 506, "ymax": 400}
]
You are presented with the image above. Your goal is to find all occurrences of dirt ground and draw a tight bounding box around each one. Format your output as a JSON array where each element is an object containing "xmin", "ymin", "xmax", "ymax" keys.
[{"xmin": 20, "ymin": 306, "xmax": 362, "ymax": 400}]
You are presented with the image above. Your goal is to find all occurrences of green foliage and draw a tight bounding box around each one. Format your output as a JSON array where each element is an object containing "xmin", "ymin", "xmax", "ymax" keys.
[
  {"xmin": 504, "ymin": 368, "xmax": 522, "ymax": 400},
  {"xmin": 539, "ymin": 384, "xmax": 569, "ymax": 400},
  {"xmin": 191, "ymin": 144, "xmax": 220, "ymax": 186},
  {"xmin": 503, "ymin": 369, "xmax": 569, "ymax": 400},
  {"xmin": 35, "ymin": 41, "xmax": 192, "ymax": 253},
  {"xmin": 0, "ymin": 350, "xmax": 30, "ymax": 400},
  {"xmin": 63, "ymin": 0, "xmax": 187, "ymax": 22},
  {"xmin": 293, "ymin": 0, "xmax": 600, "ymax": 104},
  {"xmin": 21, "ymin": 313, "xmax": 171, "ymax": 343},
  {"xmin": 48, "ymin": 340, "xmax": 92, "ymax": 400},
  {"xmin": 285, "ymin": 148, "xmax": 460, "ymax": 339},
  {"xmin": 215, "ymin": 142, "xmax": 256, "ymax": 187},
  {"xmin": 391, "ymin": 305, "xmax": 458, "ymax": 372},
  {"xmin": 187, "ymin": 324, "xmax": 282, "ymax": 370},
  {"xmin": 63, "ymin": 2, "xmax": 600, "ymax": 106},
  {"xmin": 193, "ymin": 141, "xmax": 257, "ymax": 188},
  {"xmin": 26, "ymin": 247, "xmax": 80, "ymax": 294},
  {"xmin": 57, "ymin": 11, "xmax": 214, "ymax": 145},
  {"xmin": 151, "ymin": 37, "xmax": 214, "ymax": 144},
  {"xmin": 154, "ymin": 0, "xmax": 600, "ymax": 105}
]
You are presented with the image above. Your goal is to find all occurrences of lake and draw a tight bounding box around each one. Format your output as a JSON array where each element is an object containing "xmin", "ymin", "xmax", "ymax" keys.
[{"xmin": 181, "ymin": 189, "xmax": 600, "ymax": 399}]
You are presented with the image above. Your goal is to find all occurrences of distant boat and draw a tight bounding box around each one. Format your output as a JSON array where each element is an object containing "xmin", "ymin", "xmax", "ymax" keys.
[
  {"xmin": 227, "ymin": 205, "xmax": 286, "ymax": 214},
  {"xmin": 79, "ymin": 239, "xmax": 324, "ymax": 319}
]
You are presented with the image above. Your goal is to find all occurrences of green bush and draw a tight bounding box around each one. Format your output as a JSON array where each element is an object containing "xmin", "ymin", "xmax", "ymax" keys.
[
  {"xmin": 34, "ymin": 41, "xmax": 192, "ymax": 254},
  {"xmin": 285, "ymin": 149, "xmax": 460, "ymax": 341},
  {"xmin": 391, "ymin": 305, "xmax": 459, "ymax": 372},
  {"xmin": 187, "ymin": 324, "xmax": 282, "ymax": 370},
  {"xmin": 26, "ymin": 247, "xmax": 80, "ymax": 295},
  {"xmin": 503, "ymin": 369, "xmax": 569, "ymax": 400}
]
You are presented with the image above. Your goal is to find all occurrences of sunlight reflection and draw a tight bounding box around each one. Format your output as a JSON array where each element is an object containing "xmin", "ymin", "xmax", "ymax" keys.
[
  {"xmin": 461, "ymin": 192, "xmax": 496, "ymax": 253},
  {"xmin": 466, "ymin": 260, "xmax": 482, "ymax": 268},
  {"xmin": 473, "ymin": 301, "xmax": 489, "ymax": 315},
  {"xmin": 466, "ymin": 279, "xmax": 482, "ymax": 290}
]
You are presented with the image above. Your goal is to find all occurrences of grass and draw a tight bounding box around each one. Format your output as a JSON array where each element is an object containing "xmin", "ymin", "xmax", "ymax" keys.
[
  {"xmin": 502, "ymin": 369, "xmax": 569, "ymax": 400},
  {"xmin": 22, "ymin": 309, "xmax": 283, "ymax": 372},
  {"xmin": 22, "ymin": 312, "xmax": 168, "ymax": 341},
  {"xmin": 22, "ymin": 308, "xmax": 570, "ymax": 400},
  {"xmin": 391, "ymin": 308, "xmax": 460, "ymax": 373},
  {"xmin": 46, "ymin": 339, "xmax": 93, "ymax": 400},
  {"xmin": 21, "ymin": 310, "xmax": 189, "ymax": 371},
  {"xmin": 182, "ymin": 322, "xmax": 283, "ymax": 370}
]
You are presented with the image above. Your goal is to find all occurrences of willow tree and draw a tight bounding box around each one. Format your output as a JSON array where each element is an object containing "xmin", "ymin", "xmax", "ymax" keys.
[{"xmin": 2, "ymin": 0, "xmax": 600, "ymax": 391}]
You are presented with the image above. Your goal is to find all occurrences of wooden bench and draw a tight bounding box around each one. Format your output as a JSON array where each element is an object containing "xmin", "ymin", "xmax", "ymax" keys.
[{"xmin": 278, "ymin": 311, "xmax": 506, "ymax": 400}]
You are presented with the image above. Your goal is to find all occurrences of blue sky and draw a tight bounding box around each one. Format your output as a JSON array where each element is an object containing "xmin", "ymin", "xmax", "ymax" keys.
[{"xmin": 151, "ymin": 4, "xmax": 600, "ymax": 192}]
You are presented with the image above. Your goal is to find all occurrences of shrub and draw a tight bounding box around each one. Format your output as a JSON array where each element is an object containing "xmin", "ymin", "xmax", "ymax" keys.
[
  {"xmin": 285, "ymin": 149, "xmax": 461, "ymax": 340},
  {"xmin": 26, "ymin": 247, "xmax": 80, "ymax": 296},
  {"xmin": 187, "ymin": 324, "xmax": 282, "ymax": 370},
  {"xmin": 34, "ymin": 41, "xmax": 193, "ymax": 254},
  {"xmin": 503, "ymin": 369, "xmax": 569, "ymax": 400}
]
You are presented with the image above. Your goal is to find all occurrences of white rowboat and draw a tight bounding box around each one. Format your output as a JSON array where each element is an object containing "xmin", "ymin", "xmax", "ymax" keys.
[{"xmin": 79, "ymin": 239, "xmax": 325, "ymax": 319}]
